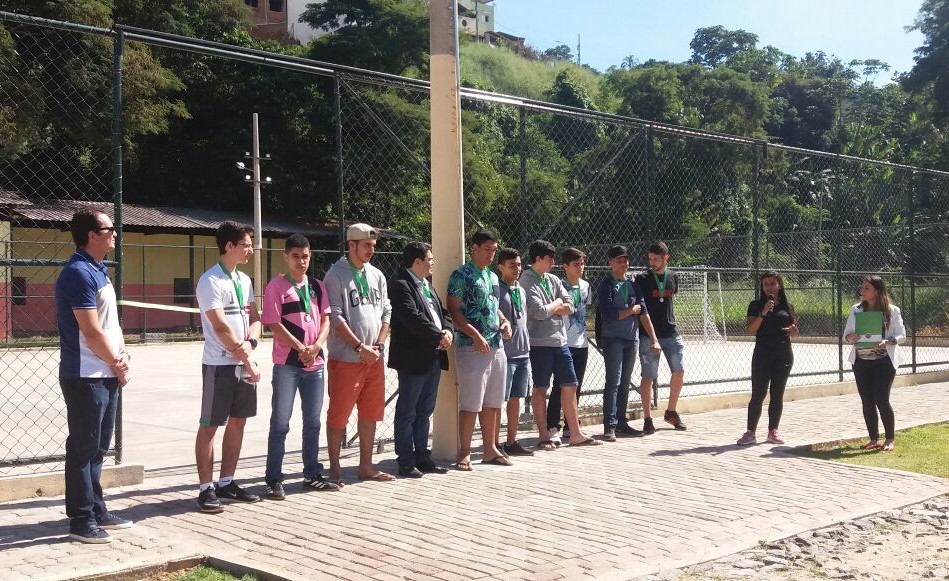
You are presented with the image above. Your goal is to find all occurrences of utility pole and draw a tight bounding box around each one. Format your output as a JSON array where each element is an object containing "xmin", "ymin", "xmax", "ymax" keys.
[
  {"xmin": 236, "ymin": 113, "xmax": 271, "ymax": 307},
  {"xmin": 429, "ymin": 0, "xmax": 464, "ymax": 461}
]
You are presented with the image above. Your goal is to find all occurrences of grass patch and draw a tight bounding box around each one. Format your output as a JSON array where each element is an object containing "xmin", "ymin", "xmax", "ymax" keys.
[
  {"xmin": 171, "ymin": 567, "xmax": 257, "ymax": 581},
  {"xmin": 796, "ymin": 422, "xmax": 949, "ymax": 479}
]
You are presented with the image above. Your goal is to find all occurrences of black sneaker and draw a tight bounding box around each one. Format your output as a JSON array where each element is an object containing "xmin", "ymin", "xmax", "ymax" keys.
[
  {"xmin": 266, "ymin": 482, "xmax": 286, "ymax": 501},
  {"xmin": 643, "ymin": 417, "xmax": 656, "ymax": 435},
  {"xmin": 302, "ymin": 475, "xmax": 340, "ymax": 492},
  {"xmin": 602, "ymin": 429, "xmax": 617, "ymax": 442},
  {"xmin": 215, "ymin": 481, "xmax": 261, "ymax": 503},
  {"xmin": 97, "ymin": 511, "xmax": 133, "ymax": 530},
  {"xmin": 197, "ymin": 487, "xmax": 224, "ymax": 513},
  {"xmin": 69, "ymin": 526, "xmax": 111, "ymax": 544},
  {"xmin": 502, "ymin": 441, "xmax": 535, "ymax": 456},
  {"xmin": 664, "ymin": 409, "xmax": 687, "ymax": 431},
  {"xmin": 615, "ymin": 424, "xmax": 644, "ymax": 437}
]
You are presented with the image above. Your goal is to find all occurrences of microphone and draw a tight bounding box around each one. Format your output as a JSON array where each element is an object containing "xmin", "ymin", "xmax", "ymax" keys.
[{"xmin": 765, "ymin": 294, "xmax": 775, "ymax": 316}]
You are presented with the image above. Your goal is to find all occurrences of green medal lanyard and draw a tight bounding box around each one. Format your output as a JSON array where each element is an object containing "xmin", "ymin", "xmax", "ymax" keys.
[
  {"xmin": 529, "ymin": 267, "xmax": 552, "ymax": 298},
  {"xmin": 614, "ymin": 275, "xmax": 630, "ymax": 304},
  {"xmin": 348, "ymin": 257, "xmax": 369, "ymax": 297},
  {"xmin": 421, "ymin": 279, "xmax": 432, "ymax": 299},
  {"xmin": 285, "ymin": 274, "xmax": 311, "ymax": 317},
  {"xmin": 568, "ymin": 282, "xmax": 581, "ymax": 307},
  {"xmin": 653, "ymin": 270, "xmax": 668, "ymax": 303},
  {"xmin": 509, "ymin": 284, "xmax": 522, "ymax": 316},
  {"xmin": 219, "ymin": 262, "xmax": 244, "ymax": 310}
]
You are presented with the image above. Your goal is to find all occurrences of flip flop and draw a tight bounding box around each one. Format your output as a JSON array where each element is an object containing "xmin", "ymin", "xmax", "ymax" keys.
[
  {"xmin": 536, "ymin": 440, "xmax": 557, "ymax": 451},
  {"xmin": 455, "ymin": 460, "xmax": 472, "ymax": 471},
  {"xmin": 861, "ymin": 442, "xmax": 882, "ymax": 450},
  {"xmin": 481, "ymin": 456, "xmax": 512, "ymax": 466},
  {"xmin": 328, "ymin": 476, "xmax": 346, "ymax": 488},
  {"xmin": 882, "ymin": 442, "xmax": 895, "ymax": 452},
  {"xmin": 358, "ymin": 471, "xmax": 395, "ymax": 482},
  {"xmin": 570, "ymin": 437, "xmax": 603, "ymax": 447}
]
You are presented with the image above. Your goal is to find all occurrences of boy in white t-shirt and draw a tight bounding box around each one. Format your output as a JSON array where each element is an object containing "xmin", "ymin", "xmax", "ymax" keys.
[
  {"xmin": 194, "ymin": 221, "xmax": 263, "ymax": 513},
  {"xmin": 548, "ymin": 247, "xmax": 591, "ymax": 442}
]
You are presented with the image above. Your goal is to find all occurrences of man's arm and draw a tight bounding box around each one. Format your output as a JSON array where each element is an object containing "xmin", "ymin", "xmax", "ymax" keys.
[
  {"xmin": 447, "ymin": 295, "xmax": 488, "ymax": 352},
  {"xmin": 73, "ymin": 309, "xmax": 129, "ymax": 383},
  {"xmin": 389, "ymin": 279, "xmax": 443, "ymax": 344}
]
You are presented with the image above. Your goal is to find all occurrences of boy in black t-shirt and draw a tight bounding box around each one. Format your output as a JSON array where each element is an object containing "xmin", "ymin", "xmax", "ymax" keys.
[{"xmin": 634, "ymin": 241, "xmax": 687, "ymax": 434}]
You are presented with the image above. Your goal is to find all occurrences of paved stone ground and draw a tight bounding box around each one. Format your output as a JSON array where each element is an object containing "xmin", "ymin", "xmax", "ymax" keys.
[{"xmin": 1, "ymin": 382, "xmax": 947, "ymax": 581}]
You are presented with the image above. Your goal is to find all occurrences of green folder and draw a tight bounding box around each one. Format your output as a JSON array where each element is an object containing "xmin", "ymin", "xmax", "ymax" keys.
[{"xmin": 855, "ymin": 311, "xmax": 884, "ymax": 347}]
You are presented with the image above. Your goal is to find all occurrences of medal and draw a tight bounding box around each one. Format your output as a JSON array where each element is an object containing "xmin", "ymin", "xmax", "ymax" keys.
[
  {"xmin": 660, "ymin": 298, "xmax": 664, "ymax": 303},
  {"xmin": 304, "ymin": 313, "xmax": 312, "ymax": 322},
  {"xmin": 285, "ymin": 274, "xmax": 313, "ymax": 323}
]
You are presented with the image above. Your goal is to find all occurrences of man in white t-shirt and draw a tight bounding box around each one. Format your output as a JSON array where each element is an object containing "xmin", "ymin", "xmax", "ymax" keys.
[
  {"xmin": 194, "ymin": 221, "xmax": 263, "ymax": 513},
  {"xmin": 548, "ymin": 247, "xmax": 591, "ymax": 442}
]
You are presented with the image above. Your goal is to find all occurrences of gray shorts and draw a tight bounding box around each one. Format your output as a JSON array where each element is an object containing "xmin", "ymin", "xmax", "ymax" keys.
[
  {"xmin": 456, "ymin": 346, "xmax": 507, "ymax": 412},
  {"xmin": 200, "ymin": 364, "xmax": 257, "ymax": 426}
]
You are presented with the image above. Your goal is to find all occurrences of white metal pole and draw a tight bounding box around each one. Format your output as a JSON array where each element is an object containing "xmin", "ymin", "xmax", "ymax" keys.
[{"xmin": 252, "ymin": 113, "xmax": 263, "ymax": 307}]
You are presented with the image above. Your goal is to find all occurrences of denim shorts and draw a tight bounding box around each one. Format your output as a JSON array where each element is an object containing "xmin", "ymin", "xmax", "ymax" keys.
[
  {"xmin": 505, "ymin": 357, "xmax": 531, "ymax": 401},
  {"xmin": 639, "ymin": 335, "xmax": 685, "ymax": 379},
  {"xmin": 529, "ymin": 345, "xmax": 578, "ymax": 391}
]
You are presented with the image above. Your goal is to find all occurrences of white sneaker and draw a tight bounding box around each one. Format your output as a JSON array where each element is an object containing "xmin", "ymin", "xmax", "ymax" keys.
[{"xmin": 547, "ymin": 427, "xmax": 562, "ymax": 447}]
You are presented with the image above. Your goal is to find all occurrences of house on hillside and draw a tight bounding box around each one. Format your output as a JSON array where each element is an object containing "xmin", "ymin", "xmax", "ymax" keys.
[{"xmin": 243, "ymin": 0, "xmax": 496, "ymax": 46}]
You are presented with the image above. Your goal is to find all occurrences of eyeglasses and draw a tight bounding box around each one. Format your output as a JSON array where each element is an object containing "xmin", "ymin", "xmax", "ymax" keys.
[
  {"xmin": 94, "ymin": 226, "xmax": 116, "ymax": 234},
  {"xmin": 235, "ymin": 242, "xmax": 253, "ymax": 248}
]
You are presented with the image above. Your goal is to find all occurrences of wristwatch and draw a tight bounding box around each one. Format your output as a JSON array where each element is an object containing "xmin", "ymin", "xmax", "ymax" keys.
[{"xmin": 248, "ymin": 338, "xmax": 258, "ymax": 350}]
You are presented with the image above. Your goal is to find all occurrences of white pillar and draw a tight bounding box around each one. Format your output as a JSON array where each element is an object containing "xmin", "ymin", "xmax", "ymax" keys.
[{"xmin": 430, "ymin": 0, "xmax": 464, "ymax": 461}]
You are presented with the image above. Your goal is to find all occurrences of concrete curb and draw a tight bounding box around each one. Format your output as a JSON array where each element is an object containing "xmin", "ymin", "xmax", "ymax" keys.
[{"xmin": 0, "ymin": 464, "xmax": 144, "ymax": 503}]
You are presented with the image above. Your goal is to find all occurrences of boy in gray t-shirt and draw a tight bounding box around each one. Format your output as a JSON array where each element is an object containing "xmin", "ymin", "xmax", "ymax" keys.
[{"xmin": 496, "ymin": 248, "xmax": 534, "ymax": 456}]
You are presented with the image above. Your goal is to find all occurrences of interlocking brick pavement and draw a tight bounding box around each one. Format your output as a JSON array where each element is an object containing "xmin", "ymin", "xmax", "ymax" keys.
[{"xmin": 1, "ymin": 381, "xmax": 947, "ymax": 581}]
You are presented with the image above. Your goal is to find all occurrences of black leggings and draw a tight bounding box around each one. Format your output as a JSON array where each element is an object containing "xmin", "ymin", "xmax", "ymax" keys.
[
  {"xmin": 853, "ymin": 356, "xmax": 896, "ymax": 440},
  {"xmin": 747, "ymin": 343, "xmax": 793, "ymax": 432}
]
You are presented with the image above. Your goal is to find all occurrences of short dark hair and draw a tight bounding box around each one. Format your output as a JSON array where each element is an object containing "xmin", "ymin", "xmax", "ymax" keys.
[
  {"xmin": 471, "ymin": 229, "xmax": 497, "ymax": 246},
  {"xmin": 527, "ymin": 239, "xmax": 556, "ymax": 264},
  {"xmin": 497, "ymin": 247, "xmax": 520, "ymax": 264},
  {"xmin": 216, "ymin": 221, "xmax": 254, "ymax": 254},
  {"xmin": 647, "ymin": 240, "xmax": 669, "ymax": 256},
  {"xmin": 70, "ymin": 209, "xmax": 106, "ymax": 248},
  {"xmin": 402, "ymin": 241, "xmax": 431, "ymax": 268},
  {"xmin": 284, "ymin": 233, "xmax": 310, "ymax": 252},
  {"xmin": 561, "ymin": 247, "xmax": 585, "ymax": 264}
]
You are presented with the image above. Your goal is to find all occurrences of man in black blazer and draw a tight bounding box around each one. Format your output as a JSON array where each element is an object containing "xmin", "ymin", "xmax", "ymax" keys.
[{"xmin": 388, "ymin": 241, "xmax": 454, "ymax": 477}]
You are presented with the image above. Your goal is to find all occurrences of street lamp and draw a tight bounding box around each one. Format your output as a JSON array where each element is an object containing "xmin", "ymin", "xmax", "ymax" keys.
[{"xmin": 235, "ymin": 114, "xmax": 272, "ymax": 306}]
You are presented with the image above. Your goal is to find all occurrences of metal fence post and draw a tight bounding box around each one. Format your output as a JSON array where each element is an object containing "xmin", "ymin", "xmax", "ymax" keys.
[
  {"xmin": 751, "ymin": 144, "xmax": 762, "ymax": 275},
  {"xmin": 111, "ymin": 29, "xmax": 125, "ymax": 464},
  {"xmin": 645, "ymin": 126, "xmax": 655, "ymax": 246},
  {"xmin": 519, "ymin": 108, "xmax": 527, "ymax": 250},
  {"xmin": 908, "ymin": 171, "xmax": 918, "ymax": 373},
  {"xmin": 334, "ymin": 74, "xmax": 345, "ymax": 253},
  {"xmin": 834, "ymin": 154, "xmax": 844, "ymax": 382}
]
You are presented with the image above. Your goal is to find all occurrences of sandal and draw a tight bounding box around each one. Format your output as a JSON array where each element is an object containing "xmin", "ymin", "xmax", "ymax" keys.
[
  {"xmin": 454, "ymin": 460, "xmax": 472, "ymax": 471},
  {"xmin": 882, "ymin": 440, "xmax": 895, "ymax": 452},
  {"xmin": 536, "ymin": 440, "xmax": 557, "ymax": 452},
  {"xmin": 861, "ymin": 441, "xmax": 882, "ymax": 450}
]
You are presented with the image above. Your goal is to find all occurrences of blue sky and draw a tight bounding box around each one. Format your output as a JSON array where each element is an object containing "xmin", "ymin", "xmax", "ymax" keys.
[{"xmin": 489, "ymin": 0, "xmax": 926, "ymax": 82}]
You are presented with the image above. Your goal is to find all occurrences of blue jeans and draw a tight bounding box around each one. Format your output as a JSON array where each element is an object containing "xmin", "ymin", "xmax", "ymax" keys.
[
  {"xmin": 265, "ymin": 365, "xmax": 326, "ymax": 483},
  {"xmin": 602, "ymin": 337, "xmax": 638, "ymax": 429},
  {"xmin": 60, "ymin": 377, "xmax": 119, "ymax": 532},
  {"xmin": 394, "ymin": 360, "xmax": 442, "ymax": 469}
]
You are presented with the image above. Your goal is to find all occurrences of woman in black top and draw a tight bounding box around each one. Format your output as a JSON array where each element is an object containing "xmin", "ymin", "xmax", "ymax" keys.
[{"xmin": 737, "ymin": 271, "xmax": 799, "ymax": 446}]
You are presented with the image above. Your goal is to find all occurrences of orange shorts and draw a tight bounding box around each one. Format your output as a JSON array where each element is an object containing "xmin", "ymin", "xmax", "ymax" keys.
[{"xmin": 327, "ymin": 359, "xmax": 385, "ymax": 429}]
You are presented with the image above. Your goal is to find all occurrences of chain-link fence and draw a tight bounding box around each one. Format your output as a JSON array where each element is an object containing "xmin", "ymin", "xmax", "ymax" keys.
[{"xmin": 2, "ymin": 12, "xmax": 948, "ymax": 471}]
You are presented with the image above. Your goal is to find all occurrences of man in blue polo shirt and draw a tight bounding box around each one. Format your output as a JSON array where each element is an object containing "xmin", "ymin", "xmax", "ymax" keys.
[{"xmin": 56, "ymin": 209, "xmax": 132, "ymax": 544}]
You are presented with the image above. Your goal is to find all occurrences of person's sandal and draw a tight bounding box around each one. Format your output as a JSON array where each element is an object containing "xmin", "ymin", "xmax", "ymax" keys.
[
  {"xmin": 861, "ymin": 441, "xmax": 882, "ymax": 450},
  {"xmin": 882, "ymin": 440, "xmax": 895, "ymax": 452}
]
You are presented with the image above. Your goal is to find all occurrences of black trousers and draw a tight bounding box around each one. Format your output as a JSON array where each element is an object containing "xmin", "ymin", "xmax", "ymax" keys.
[
  {"xmin": 548, "ymin": 347, "xmax": 588, "ymax": 430},
  {"xmin": 747, "ymin": 342, "xmax": 793, "ymax": 432},
  {"xmin": 853, "ymin": 356, "xmax": 896, "ymax": 440}
]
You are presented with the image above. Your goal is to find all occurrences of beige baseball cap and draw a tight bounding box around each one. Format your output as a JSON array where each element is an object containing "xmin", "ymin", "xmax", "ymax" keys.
[{"xmin": 346, "ymin": 223, "xmax": 377, "ymax": 242}]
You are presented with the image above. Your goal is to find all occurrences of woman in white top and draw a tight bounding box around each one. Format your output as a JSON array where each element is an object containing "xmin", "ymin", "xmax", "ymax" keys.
[{"xmin": 843, "ymin": 275, "xmax": 906, "ymax": 452}]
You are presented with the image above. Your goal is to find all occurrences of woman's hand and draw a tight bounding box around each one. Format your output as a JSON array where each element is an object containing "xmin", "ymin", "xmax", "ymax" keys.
[{"xmin": 845, "ymin": 333, "xmax": 859, "ymax": 344}]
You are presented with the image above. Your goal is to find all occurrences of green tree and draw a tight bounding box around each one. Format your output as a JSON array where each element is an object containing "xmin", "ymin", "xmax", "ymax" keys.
[
  {"xmin": 300, "ymin": 0, "xmax": 428, "ymax": 75},
  {"xmin": 689, "ymin": 25, "xmax": 758, "ymax": 68},
  {"xmin": 902, "ymin": 0, "xmax": 949, "ymax": 123}
]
